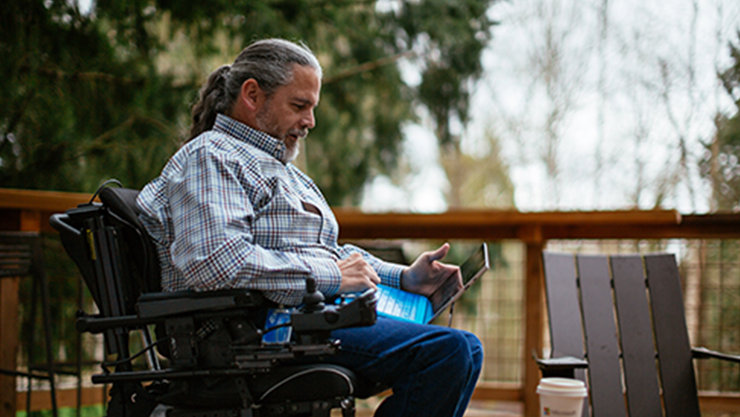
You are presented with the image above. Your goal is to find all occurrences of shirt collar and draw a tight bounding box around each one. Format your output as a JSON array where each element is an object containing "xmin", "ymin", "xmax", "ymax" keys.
[{"xmin": 213, "ymin": 113, "xmax": 288, "ymax": 162}]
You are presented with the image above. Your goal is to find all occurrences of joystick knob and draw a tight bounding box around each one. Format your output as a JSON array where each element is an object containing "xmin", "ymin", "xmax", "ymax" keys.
[{"xmin": 302, "ymin": 277, "xmax": 325, "ymax": 313}]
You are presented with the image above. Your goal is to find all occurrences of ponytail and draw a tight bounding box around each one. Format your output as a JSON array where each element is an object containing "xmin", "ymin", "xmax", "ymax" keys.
[{"xmin": 188, "ymin": 65, "xmax": 232, "ymax": 141}]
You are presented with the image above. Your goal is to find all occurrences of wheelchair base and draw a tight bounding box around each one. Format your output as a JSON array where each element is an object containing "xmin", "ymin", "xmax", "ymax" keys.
[{"xmin": 165, "ymin": 397, "xmax": 355, "ymax": 417}]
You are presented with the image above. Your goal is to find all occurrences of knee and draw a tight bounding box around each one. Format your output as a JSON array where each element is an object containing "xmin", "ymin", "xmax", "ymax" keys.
[
  {"xmin": 465, "ymin": 332, "xmax": 483, "ymax": 372},
  {"xmin": 430, "ymin": 330, "xmax": 482, "ymax": 373},
  {"xmin": 464, "ymin": 332, "xmax": 483, "ymax": 359}
]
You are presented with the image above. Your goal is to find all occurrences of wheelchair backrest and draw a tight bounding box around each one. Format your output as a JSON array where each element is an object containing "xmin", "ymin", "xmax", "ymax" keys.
[{"xmin": 50, "ymin": 184, "xmax": 161, "ymax": 318}]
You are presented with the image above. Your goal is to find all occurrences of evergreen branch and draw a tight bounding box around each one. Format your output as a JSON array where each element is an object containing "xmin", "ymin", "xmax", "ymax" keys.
[
  {"xmin": 86, "ymin": 112, "xmax": 180, "ymax": 150},
  {"xmin": 323, "ymin": 51, "xmax": 416, "ymax": 84},
  {"xmin": 87, "ymin": 116, "xmax": 137, "ymax": 150},
  {"xmin": 133, "ymin": 113, "xmax": 183, "ymax": 142},
  {"xmin": 22, "ymin": 65, "xmax": 143, "ymax": 85}
]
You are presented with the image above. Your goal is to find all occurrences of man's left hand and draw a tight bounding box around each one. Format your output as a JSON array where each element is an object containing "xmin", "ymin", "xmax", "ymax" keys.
[{"xmin": 401, "ymin": 243, "xmax": 462, "ymax": 300}]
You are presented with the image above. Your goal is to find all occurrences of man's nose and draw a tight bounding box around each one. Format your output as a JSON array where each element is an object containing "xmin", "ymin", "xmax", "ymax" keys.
[{"xmin": 302, "ymin": 110, "xmax": 315, "ymax": 130}]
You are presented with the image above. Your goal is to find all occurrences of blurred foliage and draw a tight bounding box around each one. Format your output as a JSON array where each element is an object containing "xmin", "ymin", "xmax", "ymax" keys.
[
  {"xmin": 702, "ymin": 31, "xmax": 740, "ymax": 211},
  {"xmin": 16, "ymin": 403, "xmax": 104, "ymax": 417},
  {"xmin": 18, "ymin": 235, "xmax": 84, "ymax": 373},
  {"xmin": 1, "ymin": 0, "xmax": 499, "ymax": 206},
  {"xmin": 440, "ymin": 127, "xmax": 514, "ymax": 208},
  {"xmin": 695, "ymin": 239, "xmax": 740, "ymax": 392}
]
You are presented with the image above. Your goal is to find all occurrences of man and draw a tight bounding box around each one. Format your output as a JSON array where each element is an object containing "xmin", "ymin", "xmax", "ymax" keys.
[{"xmin": 137, "ymin": 38, "xmax": 482, "ymax": 417}]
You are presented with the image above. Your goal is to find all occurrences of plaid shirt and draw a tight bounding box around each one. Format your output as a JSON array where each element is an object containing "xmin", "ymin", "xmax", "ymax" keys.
[{"xmin": 137, "ymin": 114, "xmax": 404, "ymax": 305}]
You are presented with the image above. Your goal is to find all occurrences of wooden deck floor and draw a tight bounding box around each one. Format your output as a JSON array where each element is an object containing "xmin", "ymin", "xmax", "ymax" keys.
[{"xmin": 346, "ymin": 400, "xmax": 523, "ymax": 416}]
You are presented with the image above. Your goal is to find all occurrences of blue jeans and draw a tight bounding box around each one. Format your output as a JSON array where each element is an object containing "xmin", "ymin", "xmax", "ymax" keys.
[{"xmin": 329, "ymin": 317, "xmax": 483, "ymax": 417}]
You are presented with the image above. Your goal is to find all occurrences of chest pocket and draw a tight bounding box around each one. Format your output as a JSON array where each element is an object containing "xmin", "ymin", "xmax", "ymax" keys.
[{"xmin": 252, "ymin": 183, "xmax": 324, "ymax": 248}]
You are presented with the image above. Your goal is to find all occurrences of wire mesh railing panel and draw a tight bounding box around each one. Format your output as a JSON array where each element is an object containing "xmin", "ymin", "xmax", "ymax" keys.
[{"xmin": 451, "ymin": 242, "xmax": 525, "ymax": 383}]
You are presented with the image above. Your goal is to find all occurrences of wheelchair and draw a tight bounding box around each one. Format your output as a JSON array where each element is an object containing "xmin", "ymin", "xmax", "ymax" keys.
[{"xmin": 50, "ymin": 182, "xmax": 380, "ymax": 417}]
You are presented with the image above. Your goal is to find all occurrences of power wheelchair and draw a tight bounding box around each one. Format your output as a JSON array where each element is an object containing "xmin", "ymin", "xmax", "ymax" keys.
[{"xmin": 49, "ymin": 182, "xmax": 380, "ymax": 417}]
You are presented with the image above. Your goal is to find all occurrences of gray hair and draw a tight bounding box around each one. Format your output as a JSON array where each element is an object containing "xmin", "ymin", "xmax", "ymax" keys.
[{"xmin": 189, "ymin": 38, "xmax": 322, "ymax": 140}]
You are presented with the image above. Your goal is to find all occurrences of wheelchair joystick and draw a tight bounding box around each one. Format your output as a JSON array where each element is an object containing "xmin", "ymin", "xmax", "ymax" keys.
[{"xmin": 301, "ymin": 277, "xmax": 325, "ymax": 313}]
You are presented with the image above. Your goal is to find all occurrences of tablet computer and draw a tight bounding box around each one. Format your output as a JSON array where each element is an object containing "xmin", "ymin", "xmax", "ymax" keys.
[{"xmin": 375, "ymin": 243, "xmax": 490, "ymax": 323}]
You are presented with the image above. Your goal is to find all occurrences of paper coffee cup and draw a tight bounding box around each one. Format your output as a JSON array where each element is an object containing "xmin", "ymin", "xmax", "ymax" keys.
[{"xmin": 536, "ymin": 377, "xmax": 588, "ymax": 417}]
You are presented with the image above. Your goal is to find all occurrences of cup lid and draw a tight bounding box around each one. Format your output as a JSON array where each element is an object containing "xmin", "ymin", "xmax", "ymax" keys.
[{"xmin": 536, "ymin": 377, "xmax": 588, "ymax": 397}]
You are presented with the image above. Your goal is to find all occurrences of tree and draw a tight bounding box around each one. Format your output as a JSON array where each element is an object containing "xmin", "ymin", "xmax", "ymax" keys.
[
  {"xmin": 439, "ymin": 127, "xmax": 514, "ymax": 208},
  {"xmin": 1, "ymin": 0, "xmax": 499, "ymax": 206},
  {"xmin": 0, "ymin": 0, "xmax": 188, "ymax": 192},
  {"xmin": 398, "ymin": 0, "xmax": 498, "ymax": 207},
  {"xmin": 703, "ymin": 31, "xmax": 740, "ymax": 211}
]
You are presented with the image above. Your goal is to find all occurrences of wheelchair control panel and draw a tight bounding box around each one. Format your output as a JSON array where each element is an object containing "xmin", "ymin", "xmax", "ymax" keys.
[{"xmin": 233, "ymin": 278, "xmax": 378, "ymax": 369}]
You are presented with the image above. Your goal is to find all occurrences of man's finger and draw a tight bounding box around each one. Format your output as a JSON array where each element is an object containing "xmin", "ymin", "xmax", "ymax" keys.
[{"xmin": 426, "ymin": 243, "xmax": 450, "ymax": 262}]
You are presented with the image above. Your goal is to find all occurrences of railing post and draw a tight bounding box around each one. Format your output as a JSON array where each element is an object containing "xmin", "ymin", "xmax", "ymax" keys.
[
  {"xmin": 520, "ymin": 225, "xmax": 545, "ymax": 417},
  {"xmin": 0, "ymin": 209, "xmax": 42, "ymax": 415},
  {"xmin": 0, "ymin": 271, "xmax": 20, "ymax": 416}
]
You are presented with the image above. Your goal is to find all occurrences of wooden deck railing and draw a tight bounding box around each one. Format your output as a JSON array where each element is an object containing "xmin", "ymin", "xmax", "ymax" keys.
[{"xmin": 2, "ymin": 187, "xmax": 739, "ymax": 417}]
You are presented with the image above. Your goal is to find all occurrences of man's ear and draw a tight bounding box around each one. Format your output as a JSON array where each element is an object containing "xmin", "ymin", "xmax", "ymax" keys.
[{"xmin": 239, "ymin": 78, "xmax": 263, "ymax": 111}]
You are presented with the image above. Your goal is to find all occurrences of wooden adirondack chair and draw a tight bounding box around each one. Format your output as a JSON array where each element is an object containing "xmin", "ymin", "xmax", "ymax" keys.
[{"xmin": 535, "ymin": 252, "xmax": 740, "ymax": 417}]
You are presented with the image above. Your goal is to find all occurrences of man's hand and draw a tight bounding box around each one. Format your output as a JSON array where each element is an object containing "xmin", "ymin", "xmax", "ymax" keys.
[
  {"xmin": 401, "ymin": 243, "xmax": 462, "ymax": 304},
  {"xmin": 337, "ymin": 253, "xmax": 381, "ymax": 293}
]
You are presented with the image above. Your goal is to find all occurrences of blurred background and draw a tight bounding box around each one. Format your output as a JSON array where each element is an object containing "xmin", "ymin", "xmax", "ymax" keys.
[
  {"xmin": 3, "ymin": 0, "xmax": 738, "ymax": 213},
  {"xmin": 1, "ymin": 1, "xmax": 739, "ymax": 416}
]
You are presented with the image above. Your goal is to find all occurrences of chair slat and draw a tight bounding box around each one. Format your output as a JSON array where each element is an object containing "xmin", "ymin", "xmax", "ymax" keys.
[
  {"xmin": 611, "ymin": 255, "xmax": 662, "ymax": 417},
  {"xmin": 645, "ymin": 254, "xmax": 700, "ymax": 417},
  {"xmin": 542, "ymin": 252, "xmax": 590, "ymax": 417},
  {"xmin": 542, "ymin": 252, "xmax": 584, "ymax": 358},
  {"xmin": 577, "ymin": 255, "xmax": 627, "ymax": 417}
]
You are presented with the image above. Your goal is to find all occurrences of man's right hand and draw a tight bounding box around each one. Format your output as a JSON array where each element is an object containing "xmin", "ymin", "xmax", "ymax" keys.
[{"xmin": 337, "ymin": 253, "xmax": 381, "ymax": 293}]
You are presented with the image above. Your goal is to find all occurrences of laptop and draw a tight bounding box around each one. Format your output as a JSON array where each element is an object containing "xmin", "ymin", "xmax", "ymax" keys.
[{"xmin": 374, "ymin": 243, "xmax": 490, "ymax": 324}]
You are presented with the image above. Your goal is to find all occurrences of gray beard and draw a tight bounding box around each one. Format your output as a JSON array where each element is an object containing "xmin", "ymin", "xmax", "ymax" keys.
[
  {"xmin": 283, "ymin": 141, "xmax": 299, "ymax": 164},
  {"xmin": 255, "ymin": 110, "xmax": 299, "ymax": 164}
]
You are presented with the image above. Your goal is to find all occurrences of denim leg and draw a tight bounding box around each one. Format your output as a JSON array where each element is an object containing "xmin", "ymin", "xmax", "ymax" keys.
[
  {"xmin": 329, "ymin": 317, "xmax": 483, "ymax": 417},
  {"xmin": 453, "ymin": 331, "xmax": 484, "ymax": 416}
]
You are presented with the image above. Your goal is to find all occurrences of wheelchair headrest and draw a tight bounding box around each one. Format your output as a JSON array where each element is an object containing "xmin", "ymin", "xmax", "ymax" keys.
[{"xmin": 99, "ymin": 187, "xmax": 144, "ymax": 230}]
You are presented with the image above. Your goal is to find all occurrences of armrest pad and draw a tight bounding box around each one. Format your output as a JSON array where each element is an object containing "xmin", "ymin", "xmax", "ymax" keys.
[
  {"xmin": 136, "ymin": 289, "xmax": 268, "ymax": 318},
  {"xmin": 692, "ymin": 347, "xmax": 740, "ymax": 363}
]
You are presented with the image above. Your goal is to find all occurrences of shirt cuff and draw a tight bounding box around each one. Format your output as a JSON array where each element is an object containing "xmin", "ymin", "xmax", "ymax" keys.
[
  {"xmin": 306, "ymin": 256, "xmax": 343, "ymax": 296},
  {"xmin": 375, "ymin": 261, "xmax": 405, "ymax": 289}
]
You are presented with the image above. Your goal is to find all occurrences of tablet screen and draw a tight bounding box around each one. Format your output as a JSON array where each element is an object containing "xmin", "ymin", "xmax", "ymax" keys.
[{"xmin": 429, "ymin": 243, "xmax": 489, "ymax": 319}]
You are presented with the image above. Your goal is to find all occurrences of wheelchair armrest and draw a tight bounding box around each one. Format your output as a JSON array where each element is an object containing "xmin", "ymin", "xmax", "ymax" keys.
[
  {"xmin": 76, "ymin": 289, "xmax": 268, "ymax": 333},
  {"xmin": 692, "ymin": 346, "xmax": 740, "ymax": 363},
  {"xmin": 136, "ymin": 289, "xmax": 268, "ymax": 319}
]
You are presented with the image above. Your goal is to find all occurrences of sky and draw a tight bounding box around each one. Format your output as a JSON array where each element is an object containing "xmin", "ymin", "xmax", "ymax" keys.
[{"xmin": 361, "ymin": 0, "xmax": 740, "ymax": 213}]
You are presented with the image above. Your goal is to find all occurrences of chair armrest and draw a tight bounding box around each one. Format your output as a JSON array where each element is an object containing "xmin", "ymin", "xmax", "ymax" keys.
[
  {"xmin": 692, "ymin": 347, "xmax": 740, "ymax": 363},
  {"xmin": 533, "ymin": 351, "xmax": 588, "ymax": 379},
  {"xmin": 136, "ymin": 289, "xmax": 268, "ymax": 318},
  {"xmin": 534, "ymin": 355, "xmax": 589, "ymax": 371}
]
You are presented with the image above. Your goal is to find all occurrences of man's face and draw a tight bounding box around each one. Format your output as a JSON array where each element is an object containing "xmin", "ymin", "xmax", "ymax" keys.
[{"xmin": 255, "ymin": 64, "xmax": 321, "ymax": 163}]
